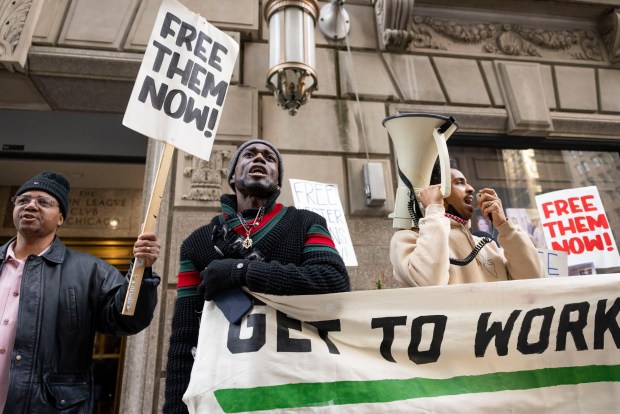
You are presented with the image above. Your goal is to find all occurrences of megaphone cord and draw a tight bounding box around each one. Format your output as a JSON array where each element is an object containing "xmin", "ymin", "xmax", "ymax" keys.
[
  {"xmin": 449, "ymin": 236, "xmax": 493, "ymax": 266},
  {"xmin": 408, "ymin": 194, "xmax": 492, "ymax": 265},
  {"xmin": 407, "ymin": 195, "xmax": 422, "ymax": 228}
]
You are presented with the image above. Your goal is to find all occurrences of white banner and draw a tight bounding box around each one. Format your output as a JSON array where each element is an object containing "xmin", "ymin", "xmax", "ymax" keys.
[
  {"xmin": 289, "ymin": 179, "xmax": 358, "ymax": 266},
  {"xmin": 184, "ymin": 274, "xmax": 620, "ymax": 413},
  {"xmin": 123, "ymin": 0, "xmax": 239, "ymax": 161}
]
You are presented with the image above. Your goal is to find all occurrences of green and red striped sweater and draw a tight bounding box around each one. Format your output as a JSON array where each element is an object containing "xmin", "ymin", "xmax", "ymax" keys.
[{"xmin": 164, "ymin": 194, "xmax": 350, "ymax": 414}]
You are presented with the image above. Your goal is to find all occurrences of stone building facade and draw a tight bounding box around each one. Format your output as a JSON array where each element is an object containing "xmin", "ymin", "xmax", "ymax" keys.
[{"xmin": 1, "ymin": 0, "xmax": 619, "ymax": 412}]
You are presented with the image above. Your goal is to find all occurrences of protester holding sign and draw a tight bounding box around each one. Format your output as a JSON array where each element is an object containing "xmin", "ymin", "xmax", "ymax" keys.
[
  {"xmin": 0, "ymin": 171, "xmax": 161, "ymax": 413},
  {"xmin": 390, "ymin": 168, "xmax": 543, "ymax": 285},
  {"xmin": 164, "ymin": 139, "xmax": 350, "ymax": 414}
]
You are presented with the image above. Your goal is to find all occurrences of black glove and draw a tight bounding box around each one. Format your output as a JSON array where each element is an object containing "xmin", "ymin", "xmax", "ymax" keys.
[
  {"xmin": 198, "ymin": 259, "xmax": 250, "ymax": 301},
  {"xmin": 211, "ymin": 223, "xmax": 245, "ymax": 259}
]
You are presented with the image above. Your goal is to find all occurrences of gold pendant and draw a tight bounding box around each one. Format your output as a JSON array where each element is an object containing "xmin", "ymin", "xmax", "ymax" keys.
[{"xmin": 242, "ymin": 237, "xmax": 253, "ymax": 249}]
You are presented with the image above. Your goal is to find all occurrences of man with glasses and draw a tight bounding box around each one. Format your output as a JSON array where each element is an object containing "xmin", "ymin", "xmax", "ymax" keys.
[{"xmin": 0, "ymin": 171, "xmax": 161, "ymax": 413}]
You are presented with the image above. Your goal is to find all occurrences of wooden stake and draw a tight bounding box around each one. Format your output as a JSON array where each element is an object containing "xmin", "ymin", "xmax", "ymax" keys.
[{"xmin": 122, "ymin": 142, "xmax": 175, "ymax": 316}]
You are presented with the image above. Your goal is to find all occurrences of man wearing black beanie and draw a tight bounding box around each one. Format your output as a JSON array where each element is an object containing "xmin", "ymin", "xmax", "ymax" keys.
[
  {"xmin": 0, "ymin": 171, "xmax": 162, "ymax": 413},
  {"xmin": 14, "ymin": 171, "xmax": 71, "ymax": 219},
  {"xmin": 163, "ymin": 139, "xmax": 350, "ymax": 414}
]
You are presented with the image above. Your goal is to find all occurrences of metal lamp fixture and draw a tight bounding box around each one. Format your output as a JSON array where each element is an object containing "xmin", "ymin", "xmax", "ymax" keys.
[
  {"xmin": 318, "ymin": 0, "xmax": 350, "ymax": 40},
  {"xmin": 264, "ymin": 0, "xmax": 319, "ymax": 116}
]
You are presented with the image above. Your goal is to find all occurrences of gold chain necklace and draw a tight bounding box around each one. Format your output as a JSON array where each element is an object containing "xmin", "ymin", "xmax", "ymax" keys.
[{"xmin": 237, "ymin": 206, "xmax": 265, "ymax": 248}]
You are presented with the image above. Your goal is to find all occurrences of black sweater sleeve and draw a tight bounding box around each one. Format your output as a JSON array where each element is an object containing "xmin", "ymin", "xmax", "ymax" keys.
[{"xmin": 245, "ymin": 208, "xmax": 350, "ymax": 295}]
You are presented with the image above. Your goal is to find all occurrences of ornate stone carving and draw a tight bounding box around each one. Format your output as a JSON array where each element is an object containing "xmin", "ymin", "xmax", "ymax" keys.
[
  {"xmin": 600, "ymin": 9, "xmax": 620, "ymax": 64},
  {"xmin": 0, "ymin": 0, "xmax": 28, "ymax": 56},
  {"xmin": 413, "ymin": 17, "xmax": 603, "ymax": 61},
  {"xmin": 375, "ymin": 4, "xmax": 606, "ymax": 62},
  {"xmin": 181, "ymin": 149, "xmax": 232, "ymax": 202},
  {"xmin": 0, "ymin": 0, "xmax": 42, "ymax": 72}
]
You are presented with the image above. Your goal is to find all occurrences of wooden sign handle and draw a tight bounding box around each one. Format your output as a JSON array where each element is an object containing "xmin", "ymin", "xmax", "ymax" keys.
[{"xmin": 122, "ymin": 142, "xmax": 175, "ymax": 316}]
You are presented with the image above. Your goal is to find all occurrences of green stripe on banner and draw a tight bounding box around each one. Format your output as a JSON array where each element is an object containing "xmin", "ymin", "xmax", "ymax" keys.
[{"xmin": 214, "ymin": 364, "xmax": 620, "ymax": 412}]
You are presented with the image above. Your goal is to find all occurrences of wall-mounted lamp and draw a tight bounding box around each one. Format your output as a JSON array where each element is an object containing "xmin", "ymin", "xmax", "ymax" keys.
[
  {"xmin": 264, "ymin": 0, "xmax": 319, "ymax": 116},
  {"xmin": 318, "ymin": 0, "xmax": 351, "ymax": 40}
]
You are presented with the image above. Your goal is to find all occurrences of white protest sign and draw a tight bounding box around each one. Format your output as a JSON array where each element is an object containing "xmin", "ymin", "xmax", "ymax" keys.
[
  {"xmin": 123, "ymin": 0, "xmax": 239, "ymax": 161},
  {"xmin": 536, "ymin": 248, "xmax": 568, "ymax": 277},
  {"xmin": 289, "ymin": 179, "xmax": 358, "ymax": 266},
  {"xmin": 536, "ymin": 186, "xmax": 620, "ymax": 269},
  {"xmin": 184, "ymin": 274, "xmax": 620, "ymax": 413}
]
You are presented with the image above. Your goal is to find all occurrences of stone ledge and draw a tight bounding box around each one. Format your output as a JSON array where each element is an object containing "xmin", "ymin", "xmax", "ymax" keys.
[
  {"xmin": 28, "ymin": 43, "xmax": 241, "ymax": 83},
  {"xmin": 387, "ymin": 103, "xmax": 508, "ymax": 135},
  {"xmin": 28, "ymin": 46, "xmax": 143, "ymax": 80},
  {"xmin": 387, "ymin": 103, "xmax": 620, "ymax": 141},
  {"xmin": 549, "ymin": 111, "xmax": 620, "ymax": 140}
]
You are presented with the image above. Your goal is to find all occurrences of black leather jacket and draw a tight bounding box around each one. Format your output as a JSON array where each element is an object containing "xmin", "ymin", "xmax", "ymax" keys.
[{"xmin": 0, "ymin": 236, "xmax": 160, "ymax": 413}]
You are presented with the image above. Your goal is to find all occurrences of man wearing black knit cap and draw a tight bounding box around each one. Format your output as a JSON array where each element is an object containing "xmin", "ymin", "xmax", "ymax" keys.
[
  {"xmin": 164, "ymin": 140, "xmax": 350, "ymax": 414},
  {"xmin": 0, "ymin": 171, "xmax": 161, "ymax": 413}
]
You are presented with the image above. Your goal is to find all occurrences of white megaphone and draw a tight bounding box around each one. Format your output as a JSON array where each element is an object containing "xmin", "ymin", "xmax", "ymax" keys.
[{"xmin": 382, "ymin": 113, "xmax": 459, "ymax": 229}]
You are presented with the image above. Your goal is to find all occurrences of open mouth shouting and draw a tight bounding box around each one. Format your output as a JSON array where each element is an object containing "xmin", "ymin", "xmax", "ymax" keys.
[
  {"xmin": 248, "ymin": 165, "xmax": 267, "ymax": 177},
  {"xmin": 463, "ymin": 194, "xmax": 475, "ymax": 213}
]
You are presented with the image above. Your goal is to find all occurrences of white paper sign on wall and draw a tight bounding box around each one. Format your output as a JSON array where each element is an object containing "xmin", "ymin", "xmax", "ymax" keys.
[{"xmin": 290, "ymin": 179, "xmax": 358, "ymax": 267}]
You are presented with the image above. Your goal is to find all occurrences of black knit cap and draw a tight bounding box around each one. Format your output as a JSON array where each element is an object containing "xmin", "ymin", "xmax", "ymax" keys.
[
  {"xmin": 227, "ymin": 139, "xmax": 283, "ymax": 191},
  {"xmin": 16, "ymin": 171, "xmax": 71, "ymax": 218}
]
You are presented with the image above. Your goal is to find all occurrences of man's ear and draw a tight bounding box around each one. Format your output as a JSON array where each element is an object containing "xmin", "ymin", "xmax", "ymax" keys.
[{"xmin": 58, "ymin": 214, "xmax": 64, "ymax": 227}]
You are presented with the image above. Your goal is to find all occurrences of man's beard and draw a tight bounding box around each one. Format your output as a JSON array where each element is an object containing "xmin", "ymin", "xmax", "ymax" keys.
[{"xmin": 235, "ymin": 179, "xmax": 278, "ymax": 198}]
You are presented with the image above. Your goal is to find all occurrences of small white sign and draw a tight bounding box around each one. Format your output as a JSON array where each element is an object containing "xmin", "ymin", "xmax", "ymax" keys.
[
  {"xmin": 536, "ymin": 248, "xmax": 568, "ymax": 277},
  {"xmin": 123, "ymin": 0, "xmax": 239, "ymax": 161},
  {"xmin": 289, "ymin": 179, "xmax": 358, "ymax": 266}
]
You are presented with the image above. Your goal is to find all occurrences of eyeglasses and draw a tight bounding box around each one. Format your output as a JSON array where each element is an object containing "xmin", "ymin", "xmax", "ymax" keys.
[{"xmin": 11, "ymin": 195, "xmax": 59, "ymax": 209}]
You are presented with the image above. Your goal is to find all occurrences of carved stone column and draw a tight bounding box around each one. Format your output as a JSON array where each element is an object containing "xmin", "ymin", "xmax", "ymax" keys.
[
  {"xmin": 374, "ymin": 0, "xmax": 416, "ymax": 51},
  {"xmin": 0, "ymin": 0, "xmax": 44, "ymax": 72},
  {"xmin": 601, "ymin": 9, "xmax": 620, "ymax": 64}
]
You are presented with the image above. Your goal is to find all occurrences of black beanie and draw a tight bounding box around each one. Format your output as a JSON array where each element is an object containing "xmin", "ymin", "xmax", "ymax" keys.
[
  {"xmin": 16, "ymin": 171, "xmax": 71, "ymax": 218},
  {"xmin": 227, "ymin": 139, "xmax": 283, "ymax": 191}
]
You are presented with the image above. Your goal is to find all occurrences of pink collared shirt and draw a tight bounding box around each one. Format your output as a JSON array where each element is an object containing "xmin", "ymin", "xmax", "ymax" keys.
[{"xmin": 0, "ymin": 242, "xmax": 50, "ymax": 412}]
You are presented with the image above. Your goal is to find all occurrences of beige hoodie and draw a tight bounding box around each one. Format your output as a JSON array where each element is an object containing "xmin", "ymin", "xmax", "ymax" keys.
[{"xmin": 390, "ymin": 204, "xmax": 544, "ymax": 287}]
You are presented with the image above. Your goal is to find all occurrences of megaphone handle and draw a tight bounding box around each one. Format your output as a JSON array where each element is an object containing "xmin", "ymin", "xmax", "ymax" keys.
[
  {"xmin": 432, "ymin": 128, "xmax": 451, "ymax": 198},
  {"xmin": 412, "ymin": 188, "xmax": 425, "ymax": 218}
]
